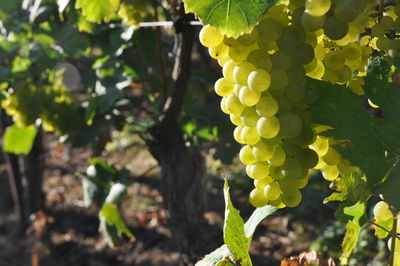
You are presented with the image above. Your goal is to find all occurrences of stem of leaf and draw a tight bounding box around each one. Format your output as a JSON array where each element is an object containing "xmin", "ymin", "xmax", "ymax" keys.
[{"xmin": 389, "ymin": 215, "xmax": 397, "ymax": 266}]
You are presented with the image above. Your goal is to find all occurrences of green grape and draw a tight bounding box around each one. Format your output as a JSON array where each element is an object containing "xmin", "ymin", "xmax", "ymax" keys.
[
  {"xmin": 291, "ymin": 42, "xmax": 315, "ymax": 65},
  {"xmin": 241, "ymin": 126, "xmax": 261, "ymax": 145},
  {"xmin": 321, "ymin": 164, "xmax": 339, "ymax": 180},
  {"xmin": 295, "ymin": 176, "xmax": 309, "ymax": 189},
  {"xmin": 310, "ymin": 136, "xmax": 329, "ymax": 156},
  {"xmin": 241, "ymin": 107, "xmax": 260, "ymax": 127},
  {"xmin": 336, "ymin": 65, "xmax": 352, "ymax": 84},
  {"xmin": 268, "ymin": 145, "xmax": 286, "ymax": 167},
  {"xmin": 258, "ymin": 39, "xmax": 278, "ymax": 51},
  {"xmin": 214, "ymin": 78, "xmax": 234, "ymax": 97},
  {"xmin": 271, "ymin": 51, "xmax": 292, "ymax": 70},
  {"xmin": 286, "ymin": 64, "xmax": 306, "ymax": 87},
  {"xmin": 258, "ymin": 18, "xmax": 282, "ymax": 42},
  {"xmin": 248, "ymin": 69, "xmax": 271, "ymax": 93},
  {"xmin": 281, "ymin": 140, "xmax": 301, "ymax": 156},
  {"xmin": 345, "ymin": 56, "xmax": 362, "ymax": 71},
  {"xmin": 373, "ymin": 201, "xmax": 393, "ymax": 221},
  {"xmin": 264, "ymin": 182, "xmax": 281, "ymax": 200},
  {"xmin": 234, "ymin": 84, "xmax": 241, "ymax": 97},
  {"xmin": 249, "ymin": 188, "xmax": 269, "ymax": 207},
  {"xmin": 290, "ymin": 125, "xmax": 316, "ymax": 146},
  {"xmin": 376, "ymin": 37, "xmax": 390, "ymax": 52},
  {"xmin": 239, "ymin": 145, "xmax": 257, "ymax": 165},
  {"xmin": 342, "ymin": 42, "xmax": 362, "ymax": 61},
  {"xmin": 301, "ymin": 10, "xmax": 326, "ymax": 31},
  {"xmin": 280, "ymin": 187, "xmax": 302, "ymax": 207},
  {"xmin": 276, "ymin": 96, "xmax": 293, "ymax": 114},
  {"xmin": 234, "ymin": 126, "xmax": 246, "ymax": 144},
  {"xmin": 220, "ymin": 97, "xmax": 230, "ymax": 114},
  {"xmin": 208, "ymin": 43, "xmax": 229, "ymax": 59},
  {"xmin": 257, "ymin": 116, "xmax": 280, "ymax": 139},
  {"xmin": 223, "ymin": 60, "xmax": 239, "ymax": 82},
  {"xmin": 254, "ymin": 179, "xmax": 269, "ymax": 190},
  {"xmin": 296, "ymin": 148, "xmax": 319, "ymax": 168},
  {"xmin": 324, "ymin": 15, "xmax": 349, "ymax": 40},
  {"xmin": 199, "ymin": 25, "xmax": 224, "ymax": 48},
  {"xmin": 269, "ymin": 69, "xmax": 289, "ymax": 95},
  {"xmin": 237, "ymin": 28, "xmax": 259, "ymax": 46},
  {"xmin": 322, "ymin": 68, "xmax": 339, "ymax": 84},
  {"xmin": 225, "ymin": 94, "xmax": 245, "ymax": 114},
  {"xmin": 307, "ymin": 59, "xmax": 325, "ymax": 79},
  {"xmin": 286, "ymin": 84, "xmax": 306, "ymax": 103},
  {"xmin": 381, "ymin": 16, "xmax": 395, "ymax": 30},
  {"xmin": 371, "ymin": 24, "xmax": 385, "ymax": 37},
  {"xmin": 334, "ymin": 0, "xmax": 367, "ymax": 23},
  {"xmin": 305, "ymin": 0, "xmax": 331, "ymax": 16},
  {"xmin": 281, "ymin": 157, "xmax": 303, "ymax": 179},
  {"xmin": 256, "ymin": 96, "xmax": 279, "ymax": 117},
  {"xmin": 253, "ymin": 139, "xmax": 277, "ymax": 161},
  {"xmin": 269, "ymin": 166, "xmax": 285, "ymax": 180},
  {"xmin": 277, "ymin": 26, "xmax": 305, "ymax": 52},
  {"xmin": 324, "ymin": 50, "xmax": 345, "ymax": 70},
  {"xmin": 265, "ymin": 5, "xmax": 290, "ymax": 26},
  {"xmin": 278, "ymin": 112, "xmax": 303, "ymax": 138},
  {"xmin": 248, "ymin": 162, "xmax": 270, "ymax": 179},
  {"xmin": 238, "ymin": 85, "xmax": 261, "ymax": 106},
  {"xmin": 314, "ymin": 44, "xmax": 326, "ymax": 61},
  {"xmin": 230, "ymin": 114, "xmax": 244, "ymax": 126},
  {"xmin": 246, "ymin": 50, "xmax": 273, "ymax": 71},
  {"xmin": 321, "ymin": 147, "xmax": 340, "ymax": 165},
  {"xmin": 291, "ymin": 7, "xmax": 306, "ymax": 27},
  {"xmin": 228, "ymin": 45, "xmax": 250, "ymax": 62},
  {"xmin": 233, "ymin": 62, "xmax": 256, "ymax": 85}
]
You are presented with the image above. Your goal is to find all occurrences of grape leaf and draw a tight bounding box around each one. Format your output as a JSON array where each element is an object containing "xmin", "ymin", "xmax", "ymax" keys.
[
  {"xmin": 340, "ymin": 220, "xmax": 361, "ymax": 265},
  {"xmin": 308, "ymin": 78, "xmax": 400, "ymax": 210},
  {"xmin": 75, "ymin": 0, "xmax": 119, "ymax": 23},
  {"xmin": 195, "ymin": 244, "xmax": 236, "ymax": 266},
  {"xmin": 100, "ymin": 202, "xmax": 134, "ymax": 245},
  {"xmin": 223, "ymin": 179, "xmax": 252, "ymax": 265},
  {"xmin": 374, "ymin": 216, "xmax": 393, "ymax": 239},
  {"xmin": 183, "ymin": 0, "xmax": 279, "ymax": 37},
  {"xmin": 244, "ymin": 205, "xmax": 276, "ymax": 238},
  {"xmin": 3, "ymin": 125, "xmax": 37, "ymax": 155}
]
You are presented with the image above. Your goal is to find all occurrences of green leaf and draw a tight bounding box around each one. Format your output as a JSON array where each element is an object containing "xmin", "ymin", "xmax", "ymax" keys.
[
  {"xmin": 75, "ymin": 0, "xmax": 120, "ymax": 23},
  {"xmin": 343, "ymin": 201, "xmax": 365, "ymax": 221},
  {"xmin": 183, "ymin": 0, "xmax": 278, "ymax": 38},
  {"xmin": 244, "ymin": 205, "xmax": 276, "ymax": 238},
  {"xmin": 374, "ymin": 216, "xmax": 393, "ymax": 239},
  {"xmin": 100, "ymin": 202, "xmax": 134, "ymax": 245},
  {"xmin": 223, "ymin": 179, "xmax": 252, "ymax": 265},
  {"xmin": 308, "ymin": 78, "xmax": 400, "ymax": 209},
  {"xmin": 340, "ymin": 220, "xmax": 361, "ymax": 265},
  {"xmin": 195, "ymin": 244, "xmax": 236, "ymax": 266},
  {"xmin": 3, "ymin": 125, "xmax": 37, "ymax": 155}
]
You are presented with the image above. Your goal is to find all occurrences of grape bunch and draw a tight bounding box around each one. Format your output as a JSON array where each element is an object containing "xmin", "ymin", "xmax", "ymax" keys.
[{"xmin": 199, "ymin": 0, "xmax": 400, "ymax": 208}]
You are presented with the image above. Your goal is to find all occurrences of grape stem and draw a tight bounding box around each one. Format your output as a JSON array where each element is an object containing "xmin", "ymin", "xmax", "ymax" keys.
[{"xmin": 389, "ymin": 215, "xmax": 397, "ymax": 266}]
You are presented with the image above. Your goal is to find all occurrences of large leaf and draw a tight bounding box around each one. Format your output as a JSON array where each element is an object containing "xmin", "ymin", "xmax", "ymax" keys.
[
  {"xmin": 3, "ymin": 125, "xmax": 37, "ymax": 155},
  {"xmin": 244, "ymin": 205, "xmax": 276, "ymax": 238},
  {"xmin": 308, "ymin": 77, "xmax": 400, "ymax": 210},
  {"xmin": 75, "ymin": 0, "xmax": 119, "ymax": 23},
  {"xmin": 183, "ymin": 0, "xmax": 278, "ymax": 38},
  {"xmin": 223, "ymin": 179, "xmax": 252, "ymax": 265}
]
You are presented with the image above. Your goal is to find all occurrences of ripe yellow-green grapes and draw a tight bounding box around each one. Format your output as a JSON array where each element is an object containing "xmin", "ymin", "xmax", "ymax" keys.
[{"xmin": 199, "ymin": 0, "xmax": 400, "ymax": 209}]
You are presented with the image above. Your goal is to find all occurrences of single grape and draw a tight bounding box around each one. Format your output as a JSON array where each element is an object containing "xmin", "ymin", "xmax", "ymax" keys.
[
  {"xmin": 214, "ymin": 78, "xmax": 234, "ymax": 97},
  {"xmin": 249, "ymin": 188, "xmax": 269, "ymax": 207},
  {"xmin": 248, "ymin": 69, "xmax": 271, "ymax": 93},
  {"xmin": 253, "ymin": 139, "xmax": 277, "ymax": 162},
  {"xmin": 239, "ymin": 145, "xmax": 257, "ymax": 165},
  {"xmin": 241, "ymin": 126, "xmax": 261, "ymax": 145},
  {"xmin": 238, "ymin": 85, "xmax": 261, "ymax": 106},
  {"xmin": 264, "ymin": 182, "xmax": 281, "ymax": 200},
  {"xmin": 280, "ymin": 187, "xmax": 302, "ymax": 207},
  {"xmin": 268, "ymin": 145, "xmax": 286, "ymax": 167},
  {"xmin": 373, "ymin": 201, "xmax": 393, "ymax": 221},
  {"xmin": 257, "ymin": 116, "xmax": 280, "ymax": 139},
  {"xmin": 241, "ymin": 107, "xmax": 260, "ymax": 127},
  {"xmin": 305, "ymin": 0, "xmax": 331, "ymax": 16},
  {"xmin": 247, "ymin": 50, "xmax": 273, "ymax": 71},
  {"xmin": 301, "ymin": 10, "xmax": 326, "ymax": 31},
  {"xmin": 256, "ymin": 96, "xmax": 279, "ymax": 118},
  {"xmin": 233, "ymin": 126, "xmax": 246, "ymax": 144},
  {"xmin": 199, "ymin": 25, "xmax": 224, "ymax": 47},
  {"xmin": 258, "ymin": 18, "xmax": 282, "ymax": 42},
  {"xmin": 223, "ymin": 60, "xmax": 239, "ymax": 82},
  {"xmin": 324, "ymin": 15, "xmax": 349, "ymax": 40},
  {"xmin": 233, "ymin": 62, "xmax": 256, "ymax": 85},
  {"xmin": 225, "ymin": 94, "xmax": 245, "ymax": 115},
  {"xmin": 281, "ymin": 157, "xmax": 304, "ymax": 179}
]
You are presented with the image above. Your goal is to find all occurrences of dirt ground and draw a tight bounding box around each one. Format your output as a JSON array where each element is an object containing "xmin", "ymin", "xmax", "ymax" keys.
[{"xmin": 0, "ymin": 133, "xmax": 334, "ymax": 266}]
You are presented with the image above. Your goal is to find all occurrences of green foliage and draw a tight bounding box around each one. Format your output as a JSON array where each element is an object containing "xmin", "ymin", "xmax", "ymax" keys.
[
  {"xmin": 197, "ymin": 180, "xmax": 276, "ymax": 265},
  {"xmin": 308, "ymin": 74, "xmax": 400, "ymax": 210},
  {"xmin": 183, "ymin": 0, "xmax": 278, "ymax": 37},
  {"xmin": 75, "ymin": 0, "xmax": 120, "ymax": 23},
  {"xmin": 3, "ymin": 125, "xmax": 37, "ymax": 155},
  {"xmin": 100, "ymin": 202, "xmax": 134, "ymax": 243}
]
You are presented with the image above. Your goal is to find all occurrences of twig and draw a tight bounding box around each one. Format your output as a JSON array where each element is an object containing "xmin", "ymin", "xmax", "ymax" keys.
[
  {"xmin": 389, "ymin": 215, "xmax": 398, "ymax": 266},
  {"xmin": 152, "ymin": 0, "xmax": 168, "ymax": 110},
  {"xmin": 138, "ymin": 21, "xmax": 201, "ymax": 28}
]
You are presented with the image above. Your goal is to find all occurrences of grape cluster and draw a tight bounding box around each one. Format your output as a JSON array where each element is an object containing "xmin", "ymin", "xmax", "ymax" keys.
[
  {"xmin": 373, "ymin": 201, "xmax": 400, "ymax": 264},
  {"xmin": 199, "ymin": 0, "xmax": 400, "ymax": 208}
]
